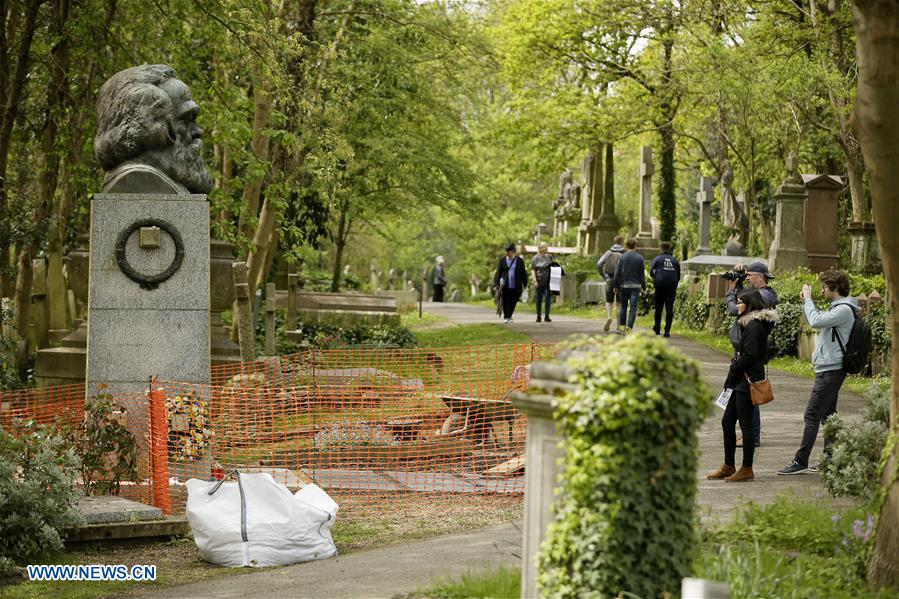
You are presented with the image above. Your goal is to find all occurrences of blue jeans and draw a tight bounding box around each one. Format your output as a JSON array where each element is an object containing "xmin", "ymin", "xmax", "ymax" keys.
[
  {"xmin": 619, "ymin": 288, "xmax": 640, "ymax": 329},
  {"xmin": 535, "ymin": 284, "xmax": 552, "ymax": 318}
]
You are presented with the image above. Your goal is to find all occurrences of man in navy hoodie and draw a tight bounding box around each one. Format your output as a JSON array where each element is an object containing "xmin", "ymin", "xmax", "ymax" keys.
[
  {"xmin": 612, "ymin": 239, "xmax": 645, "ymax": 333},
  {"xmin": 649, "ymin": 241, "xmax": 680, "ymax": 337}
]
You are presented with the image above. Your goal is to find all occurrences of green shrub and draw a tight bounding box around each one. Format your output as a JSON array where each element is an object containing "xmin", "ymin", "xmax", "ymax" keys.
[
  {"xmin": 58, "ymin": 393, "xmax": 140, "ymax": 496},
  {"xmin": 538, "ymin": 334, "xmax": 711, "ymax": 598},
  {"xmin": 0, "ymin": 419, "xmax": 82, "ymax": 572},
  {"xmin": 700, "ymin": 493, "xmax": 881, "ymax": 596},
  {"xmin": 821, "ymin": 380, "xmax": 891, "ymax": 503},
  {"xmin": 672, "ymin": 269, "xmax": 891, "ymax": 362},
  {"xmin": 258, "ymin": 307, "xmax": 417, "ymax": 353}
]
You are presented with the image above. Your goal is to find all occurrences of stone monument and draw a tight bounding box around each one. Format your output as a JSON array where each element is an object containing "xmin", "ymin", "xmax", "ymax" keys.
[
  {"xmin": 694, "ymin": 175, "xmax": 714, "ymax": 256},
  {"xmin": 594, "ymin": 143, "xmax": 621, "ymax": 252},
  {"xmin": 801, "ymin": 174, "xmax": 842, "ymax": 273},
  {"xmin": 635, "ymin": 146, "xmax": 660, "ymax": 257},
  {"xmin": 719, "ymin": 159, "xmax": 748, "ymax": 256},
  {"xmin": 87, "ymin": 64, "xmax": 211, "ymax": 403},
  {"xmin": 768, "ymin": 153, "xmax": 809, "ymax": 271}
]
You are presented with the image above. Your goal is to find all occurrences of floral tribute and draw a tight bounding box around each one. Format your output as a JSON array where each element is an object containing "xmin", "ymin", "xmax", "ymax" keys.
[{"xmin": 165, "ymin": 390, "xmax": 213, "ymax": 462}]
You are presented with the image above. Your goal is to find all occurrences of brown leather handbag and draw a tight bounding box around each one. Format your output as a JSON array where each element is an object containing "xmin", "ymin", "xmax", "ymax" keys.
[{"xmin": 745, "ymin": 370, "xmax": 774, "ymax": 406}]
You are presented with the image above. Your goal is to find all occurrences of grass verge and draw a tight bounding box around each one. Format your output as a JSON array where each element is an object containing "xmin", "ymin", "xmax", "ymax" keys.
[
  {"xmin": 413, "ymin": 493, "xmax": 894, "ymax": 599},
  {"xmin": 2, "ymin": 498, "xmax": 522, "ymax": 599},
  {"xmin": 403, "ymin": 311, "xmax": 530, "ymax": 347}
]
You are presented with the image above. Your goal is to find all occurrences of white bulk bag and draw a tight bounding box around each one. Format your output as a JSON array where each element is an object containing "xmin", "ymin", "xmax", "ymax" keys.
[{"xmin": 186, "ymin": 472, "xmax": 338, "ymax": 567}]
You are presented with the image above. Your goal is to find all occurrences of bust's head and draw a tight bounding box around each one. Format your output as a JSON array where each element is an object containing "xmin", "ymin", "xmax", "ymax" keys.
[{"xmin": 95, "ymin": 65, "xmax": 212, "ymax": 194}]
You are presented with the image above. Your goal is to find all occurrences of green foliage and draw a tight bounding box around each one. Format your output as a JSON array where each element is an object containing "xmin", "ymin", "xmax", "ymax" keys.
[
  {"xmin": 700, "ymin": 494, "xmax": 885, "ymax": 597},
  {"xmin": 0, "ymin": 419, "xmax": 82, "ymax": 572},
  {"xmin": 674, "ymin": 285, "xmax": 710, "ymax": 330},
  {"xmin": 58, "ymin": 393, "xmax": 140, "ymax": 496},
  {"xmin": 821, "ymin": 379, "xmax": 891, "ymax": 503},
  {"xmin": 538, "ymin": 334, "xmax": 711, "ymax": 598},
  {"xmin": 420, "ymin": 566, "xmax": 520, "ymax": 599},
  {"xmin": 673, "ymin": 270, "xmax": 891, "ymax": 362}
]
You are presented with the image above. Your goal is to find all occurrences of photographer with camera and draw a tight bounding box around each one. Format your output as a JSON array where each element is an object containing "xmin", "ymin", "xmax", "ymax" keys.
[{"xmin": 724, "ymin": 261, "xmax": 780, "ymax": 448}]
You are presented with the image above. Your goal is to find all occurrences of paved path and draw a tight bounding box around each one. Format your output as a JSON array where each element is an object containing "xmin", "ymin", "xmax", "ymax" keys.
[
  {"xmin": 423, "ymin": 302, "xmax": 863, "ymax": 522},
  {"xmin": 132, "ymin": 302, "xmax": 861, "ymax": 599}
]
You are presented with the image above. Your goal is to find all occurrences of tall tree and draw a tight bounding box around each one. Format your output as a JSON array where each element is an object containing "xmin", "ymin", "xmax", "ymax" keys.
[{"xmin": 851, "ymin": 0, "xmax": 899, "ymax": 588}]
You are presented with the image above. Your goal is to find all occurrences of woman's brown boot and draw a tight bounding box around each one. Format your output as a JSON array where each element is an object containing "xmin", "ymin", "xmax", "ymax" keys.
[
  {"xmin": 725, "ymin": 467, "xmax": 754, "ymax": 482},
  {"xmin": 707, "ymin": 464, "xmax": 736, "ymax": 480}
]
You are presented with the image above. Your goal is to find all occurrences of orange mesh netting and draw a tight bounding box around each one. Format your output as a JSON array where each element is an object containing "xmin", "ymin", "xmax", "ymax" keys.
[
  {"xmin": 0, "ymin": 383, "xmax": 153, "ymax": 505},
  {"xmin": 1, "ymin": 343, "xmax": 555, "ymax": 515}
]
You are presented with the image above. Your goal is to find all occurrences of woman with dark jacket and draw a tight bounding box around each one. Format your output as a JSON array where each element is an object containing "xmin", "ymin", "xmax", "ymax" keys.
[
  {"xmin": 707, "ymin": 289, "xmax": 777, "ymax": 483},
  {"xmin": 493, "ymin": 242, "xmax": 527, "ymax": 323}
]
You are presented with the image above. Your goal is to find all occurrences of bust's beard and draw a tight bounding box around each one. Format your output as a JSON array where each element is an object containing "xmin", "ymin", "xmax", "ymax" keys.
[
  {"xmin": 140, "ymin": 140, "xmax": 213, "ymax": 194},
  {"xmin": 167, "ymin": 140, "xmax": 213, "ymax": 194}
]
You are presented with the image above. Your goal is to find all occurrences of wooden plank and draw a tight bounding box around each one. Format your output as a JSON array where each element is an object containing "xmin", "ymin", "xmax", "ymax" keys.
[{"xmin": 484, "ymin": 454, "xmax": 526, "ymax": 478}]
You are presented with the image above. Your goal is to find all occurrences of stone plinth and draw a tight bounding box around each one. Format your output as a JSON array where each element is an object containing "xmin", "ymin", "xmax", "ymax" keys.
[
  {"xmin": 579, "ymin": 280, "xmax": 605, "ymax": 304},
  {"xmin": 849, "ymin": 221, "xmax": 880, "ymax": 274},
  {"xmin": 509, "ymin": 361, "xmax": 575, "ymax": 599},
  {"xmin": 768, "ymin": 179, "xmax": 808, "ymax": 271},
  {"xmin": 86, "ymin": 193, "xmax": 210, "ymax": 401},
  {"xmin": 558, "ymin": 274, "xmax": 578, "ymax": 307},
  {"xmin": 801, "ymin": 174, "xmax": 842, "ymax": 273}
]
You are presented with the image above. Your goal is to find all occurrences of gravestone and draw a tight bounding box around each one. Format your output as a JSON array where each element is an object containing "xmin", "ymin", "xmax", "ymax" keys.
[
  {"xmin": 848, "ymin": 221, "xmax": 879, "ymax": 274},
  {"xmin": 595, "ymin": 144, "xmax": 621, "ymax": 251},
  {"xmin": 87, "ymin": 66, "xmax": 212, "ymax": 483},
  {"xmin": 769, "ymin": 154, "xmax": 809, "ymax": 271},
  {"xmin": 450, "ymin": 288, "xmax": 462, "ymax": 302},
  {"xmin": 801, "ymin": 174, "xmax": 842, "ymax": 273},
  {"xmin": 635, "ymin": 146, "xmax": 660, "ymax": 257},
  {"xmin": 695, "ymin": 176, "xmax": 714, "ymax": 256}
]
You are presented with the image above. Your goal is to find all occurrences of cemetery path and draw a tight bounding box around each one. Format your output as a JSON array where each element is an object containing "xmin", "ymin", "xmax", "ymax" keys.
[
  {"xmin": 421, "ymin": 301, "xmax": 864, "ymax": 522},
  {"xmin": 130, "ymin": 301, "xmax": 863, "ymax": 599}
]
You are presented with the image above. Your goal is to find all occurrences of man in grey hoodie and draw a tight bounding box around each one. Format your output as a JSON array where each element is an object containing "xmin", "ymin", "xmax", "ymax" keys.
[
  {"xmin": 612, "ymin": 238, "xmax": 645, "ymax": 333},
  {"xmin": 778, "ymin": 269, "xmax": 858, "ymax": 475},
  {"xmin": 597, "ymin": 236, "xmax": 626, "ymax": 332}
]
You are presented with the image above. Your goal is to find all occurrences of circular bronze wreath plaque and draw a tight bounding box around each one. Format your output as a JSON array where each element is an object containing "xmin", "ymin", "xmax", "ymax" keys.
[{"xmin": 115, "ymin": 218, "xmax": 184, "ymax": 290}]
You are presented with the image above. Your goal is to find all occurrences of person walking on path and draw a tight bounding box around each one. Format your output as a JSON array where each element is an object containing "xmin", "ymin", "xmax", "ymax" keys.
[
  {"xmin": 612, "ymin": 239, "xmax": 645, "ymax": 334},
  {"xmin": 530, "ymin": 242, "xmax": 553, "ymax": 322},
  {"xmin": 708, "ymin": 289, "xmax": 777, "ymax": 483},
  {"xmin": 725, "ymin": 261, "xmax": 780, "ymax": 449},
  {"xmin": 778, "ymin": 270, "xmax": 858, "ymax": 475},
  {"xmin": 493, "ymin": 242, "xmax": 527, "ymax": 323},
  {"xmin": 597, "ymin": 235, "xmax": 626, "ymax": 332},
  {"xmin": 431, "ymin": 256, "xmax": 447, "ymax": 302},
  {"xmin": 649, "ymin": 241, "xmax": 680, "ymax": 337}
]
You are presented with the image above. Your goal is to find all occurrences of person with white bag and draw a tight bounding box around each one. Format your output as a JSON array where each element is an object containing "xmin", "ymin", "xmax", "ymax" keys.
[{"xmin": 186, "ymin": 471, "xmax": 338, "ymax": 567}]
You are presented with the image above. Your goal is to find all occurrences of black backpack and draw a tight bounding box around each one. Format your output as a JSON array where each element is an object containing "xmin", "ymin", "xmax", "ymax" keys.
[{"xmin": 832, "ymin": 305, "xmax": 872, "ymax": 375}]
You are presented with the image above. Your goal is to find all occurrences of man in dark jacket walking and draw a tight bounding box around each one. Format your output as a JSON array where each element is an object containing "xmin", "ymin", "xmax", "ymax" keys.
[
  {"xmin": 612, "ymin": 239, "xmax": 645, "ymax": 333},
  {"xmin": 649, "ymin": 241, "xmax": 680, "ymax": 337},
  {"xmin": 493, "ymin": 242, "xmax": 527, "ymax": 323}
]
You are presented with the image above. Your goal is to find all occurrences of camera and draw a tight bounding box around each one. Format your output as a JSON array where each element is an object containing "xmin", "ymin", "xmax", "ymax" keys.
[{"xmin": 719, "ymin": 266, "xmax": 747, "ymax": 283}]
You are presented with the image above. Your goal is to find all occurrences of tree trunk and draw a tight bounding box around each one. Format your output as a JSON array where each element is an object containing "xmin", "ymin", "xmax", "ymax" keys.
[
  {"xmin": 237, "ymin": 80, "xmax": 272, "ymax": 243},
  {"xmin": 0, "ymin": 0, "xmax": 42, "ymax": 300},
  {"xmin": 851, "ymin": 0, "xmax": 899, "ymax": 588},
  {"xmin": 657, "ymin": 35, "xmax": 677, "ymax": 243},
  {"xmin": 330, "ymin": 199, "xmax": 349, "ymax": 292}
]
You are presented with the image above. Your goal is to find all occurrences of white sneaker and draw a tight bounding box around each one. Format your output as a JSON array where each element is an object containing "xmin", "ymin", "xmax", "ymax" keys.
[{"xmin": 504, "ymin": 318, "xmax": 511, "ymax": 323}]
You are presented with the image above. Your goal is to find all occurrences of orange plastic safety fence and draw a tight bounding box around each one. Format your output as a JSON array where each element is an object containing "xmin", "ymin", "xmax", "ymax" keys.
[
  {"xmin": 0, "ymin": 383, "xmax": 154, "ymax": 506},
  {"xmin": 160, "ymin": 343, "xmax": 555, "ymax": 514},
  {"xmin": 1, "ymin": 343, "xmax": 555, "ymax": 516}
]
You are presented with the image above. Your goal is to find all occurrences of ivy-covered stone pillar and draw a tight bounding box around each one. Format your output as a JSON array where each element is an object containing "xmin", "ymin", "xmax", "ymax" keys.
[
  {"xmin": 509, "ymin": 363, "xmax": 575, "ymax": 599},
  {"xmin": 534, "ymin": 335, "xmax": 710, "ymax": 598}
]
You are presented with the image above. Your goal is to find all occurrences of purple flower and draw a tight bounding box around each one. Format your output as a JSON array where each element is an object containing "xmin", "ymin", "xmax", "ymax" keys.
[
  {"xmin": 852, "ymin": 519, "xmax": 865, "ymax": 539},
  {"xmin": 831, "ymin": 514, "xmax": 841, "ymax": 524}
]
